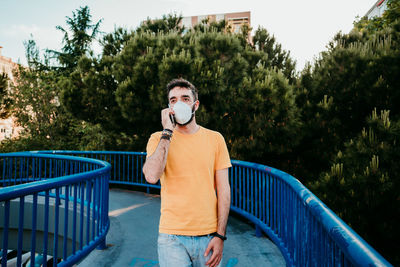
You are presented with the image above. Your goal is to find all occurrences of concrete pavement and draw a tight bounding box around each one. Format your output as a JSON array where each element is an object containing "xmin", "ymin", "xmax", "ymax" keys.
[{"xmin": 78, "ymin": 188, "xmax": 285, "ymax": 267}]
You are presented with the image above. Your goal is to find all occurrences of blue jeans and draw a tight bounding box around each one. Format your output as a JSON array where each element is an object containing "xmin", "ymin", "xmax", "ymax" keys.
[{"xmin": 157, "ymin": 233, "xmax": 222, "ymax": 267}]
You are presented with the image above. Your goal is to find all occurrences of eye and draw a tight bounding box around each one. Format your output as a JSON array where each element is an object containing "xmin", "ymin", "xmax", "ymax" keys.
[{"xmin": 170, "ymin": 99, "xmax": 176, "ymax": 104}]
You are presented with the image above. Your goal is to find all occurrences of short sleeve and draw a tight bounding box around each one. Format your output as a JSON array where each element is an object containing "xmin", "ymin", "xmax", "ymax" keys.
[
  {"xmin": 215, "ymin": 133, "xmax": 232, "ymax": 170},
  {"xmin": 146, "ymin": 132, "xmax": 162, "ymax": 158}
]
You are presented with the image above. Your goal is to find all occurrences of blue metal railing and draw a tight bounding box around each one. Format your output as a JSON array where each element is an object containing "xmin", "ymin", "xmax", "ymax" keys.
[
  {"xmin": 229, "ymin": 160, "xmax": 392, "ymax": 267},
  {"xmin": 33, "ymin": 150, "xmax": 392, "ymax": 267},
  {"xmin": 0, "ymin": 150, "xmax": 392, "ymax": 266},
  {"xmin": 31, "ymin": 151, "xmax": 152, "ymax": 189},
  {"xmin": 0, "ymin": 153, "xmax": 111, "ymax": 267}
]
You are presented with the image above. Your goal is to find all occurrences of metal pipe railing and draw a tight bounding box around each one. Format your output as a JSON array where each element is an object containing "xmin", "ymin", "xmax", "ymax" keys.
[
  {"xmin": 33, "ymin": 151, "xmax": 155, "ymax": 191},
  {"xmin": 0, "ymin": 153, "xmax": 111, "ymax": 267},
  {"xmin": 229, "ymin": 160, "xmax": 392, "ymax": 267},
  {"xmin": 30, "ymin": 151, "xmax": 392, "ymax": 266}
]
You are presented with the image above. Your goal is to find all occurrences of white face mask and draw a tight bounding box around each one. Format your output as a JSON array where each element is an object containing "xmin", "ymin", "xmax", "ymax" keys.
[{"xmin": 170, "ymin": 101, "xmax": 196, "ymax": 125}]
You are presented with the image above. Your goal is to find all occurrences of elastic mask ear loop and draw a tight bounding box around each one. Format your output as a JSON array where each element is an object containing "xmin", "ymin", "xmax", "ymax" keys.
[{"xmin": 191, "ymin": 100, "xmax": 198, "ymax": 114}]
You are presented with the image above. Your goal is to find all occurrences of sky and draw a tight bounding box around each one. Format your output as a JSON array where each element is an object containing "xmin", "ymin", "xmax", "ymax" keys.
[{"xmin": 0, "ymin": 0, "xmax": 377, "ymax": 71}]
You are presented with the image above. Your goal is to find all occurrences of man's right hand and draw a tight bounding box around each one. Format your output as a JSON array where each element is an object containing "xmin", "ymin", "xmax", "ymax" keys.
[{"xmin": 161, "ymin": 108, "xmax": 175, "ymax": 131}]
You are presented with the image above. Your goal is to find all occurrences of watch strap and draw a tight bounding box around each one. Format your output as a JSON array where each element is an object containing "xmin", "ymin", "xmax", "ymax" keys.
[
  {"xmin": 160, "ymin": 135, "xmax": 171, "ymax": 141},
  {"xmin": 211, "ymin": 232, "xmax": 227, "ymax": 241}
]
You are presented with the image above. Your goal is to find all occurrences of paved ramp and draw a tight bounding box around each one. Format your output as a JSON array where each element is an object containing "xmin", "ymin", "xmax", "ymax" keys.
[{"xmin": 78, "ymin": 188, "xmax": 285, "ymax": 267}]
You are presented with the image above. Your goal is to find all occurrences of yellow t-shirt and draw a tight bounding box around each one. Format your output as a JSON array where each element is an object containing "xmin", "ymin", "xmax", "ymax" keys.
[{"xmin": 146, "ymin": 126, "xmax": 231, "ymax": 236}]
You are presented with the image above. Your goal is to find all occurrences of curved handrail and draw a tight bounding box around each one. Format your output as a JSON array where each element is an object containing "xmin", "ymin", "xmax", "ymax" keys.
[
  {"xmin": 0, "ymin": 153, "xmax": 110, "ymax": 200},
  {"xmin": 230, "ymin": 160, "xmax": 392, "ymax": 267},
  {"xmin": 34, "ymin": 150, "xmax": 153, "ymax": 189},
  {"xmin": 0, "ymin": 153, "xmax": 111, "ymax": 267},
  {"xmin": 26, "ymin": 150, "xmax": 393, "ymax": 266}
]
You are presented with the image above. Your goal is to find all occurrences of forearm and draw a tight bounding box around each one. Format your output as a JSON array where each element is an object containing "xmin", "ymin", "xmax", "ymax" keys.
[
  {"xmin": 217, "ymin": 186, "xmax": 231, "ymax": 235},
  {"xmin": 143, "ymin": 139, "xmax": 170, "ymax": 184},
  {"xmin": 205, "ymin": 185, "xmax": 230, "ymax": 267}
]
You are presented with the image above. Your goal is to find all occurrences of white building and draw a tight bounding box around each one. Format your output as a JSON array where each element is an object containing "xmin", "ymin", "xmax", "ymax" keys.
[{"xmin": 366, "ymin": 0, "xmax": 388, "ymax": 19}]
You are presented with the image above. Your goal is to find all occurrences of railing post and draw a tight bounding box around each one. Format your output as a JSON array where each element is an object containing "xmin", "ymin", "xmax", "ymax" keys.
[
  {"xmin": 255, "ymin": 225, "xmax": 262, "ymax": 237},
  {"xmin": 97, "ymin": 238, "xmax": 107, "ymax": 250}
]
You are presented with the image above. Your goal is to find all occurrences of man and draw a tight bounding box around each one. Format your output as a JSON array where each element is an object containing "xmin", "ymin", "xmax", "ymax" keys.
[{"xmin": 142, "ymin": 78, "xmax": 231, "ymax": 267}]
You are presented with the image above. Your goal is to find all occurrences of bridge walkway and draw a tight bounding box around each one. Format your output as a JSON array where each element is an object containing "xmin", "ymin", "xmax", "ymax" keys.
[{"xmin": 78, "ymin": 188, "xmax": 286, "ymax": 267}]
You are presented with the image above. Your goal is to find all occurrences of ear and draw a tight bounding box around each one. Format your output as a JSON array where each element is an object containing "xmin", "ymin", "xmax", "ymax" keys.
[{"xmin": 194, "ymin": 100, "xmax": 200, "ymax": 111}]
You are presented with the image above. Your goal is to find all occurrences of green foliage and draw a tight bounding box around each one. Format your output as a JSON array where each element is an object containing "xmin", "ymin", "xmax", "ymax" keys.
[
  {"xmin": 301, "ymin": 3, "xmax": 400, "ymax": 263},
  {"xmin": 0, "ymin": 6, "xmax": 105, "ymax": 152},
  {"xmin": 0, "ymin": 73, "xmax": 7, "ymax": 94},
  {"xmin": 59, "ymin": 54, "xmax": 135, "ymax": 150},
  {"xmin": 1, "ymin": 65, "xmax": 80, "ymax": 151},
  {"xmin": 137, "ymin": 13, "xmax": 184, "ymax": 34},
  {"xmin": 24, "ymin": 39, "xmax": 53, "ymax": 71},
  {"xmin": 228, "ymin": 69, "xmax": 300, "ymax": 169},
  {"xmin": 48, "ymin": 6, "xmax": 102, "ymax": 72},
  {"xmin": 353, "ymin": 0, "xmax": 400, "ymax": 34},
  {"xmin": 0, "ymin": 73, "xmax": 12, "ymax": 119},
  {"xmin": 253, "ymin": 27, "xmax": 296, "ymax": 81},
  {"xmin": 294, "ymin": 10, "xmax": 400, "ymax": 181},
  {"xmin": 100, "ymin": 27, "xmax": 132, "ymax": 56},
  {"xmin": 310, "ymin": 109, "xmax": 400, "ymax": 264},
  {"xmin": 61, "ymin": 20, "xmax": 300, "ymax": 165},
  {"xmin": 192, "ymin": 18, "xmax": 231, "ymax": 34}
]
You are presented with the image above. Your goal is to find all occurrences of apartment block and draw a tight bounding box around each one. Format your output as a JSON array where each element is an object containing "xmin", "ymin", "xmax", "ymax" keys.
[{"xmin": 0, "ymin": 46, "xmax": 21, "ymax": 141}]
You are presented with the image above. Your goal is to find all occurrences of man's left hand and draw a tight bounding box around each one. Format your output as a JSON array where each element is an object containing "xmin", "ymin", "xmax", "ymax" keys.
[{"xmin": 204, "ymin": 237, "xmax": 224, "ymax": 267}]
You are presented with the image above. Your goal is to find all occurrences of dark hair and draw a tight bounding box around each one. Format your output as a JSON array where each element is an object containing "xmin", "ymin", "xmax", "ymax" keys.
[{"xmin": 166, "ymin": 78, "xmax": 198, "ymax": 101}]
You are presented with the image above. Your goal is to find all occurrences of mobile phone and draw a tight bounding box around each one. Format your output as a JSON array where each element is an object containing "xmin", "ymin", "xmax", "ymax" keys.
[{"xmin": 169, "ymin": 114, "xmax": 176, "ymax": 127}]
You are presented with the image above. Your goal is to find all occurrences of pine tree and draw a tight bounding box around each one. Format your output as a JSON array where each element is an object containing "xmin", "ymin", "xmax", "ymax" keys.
[
  {"xmin": 62, "ymin": 18, "xmax": 301, "ymax": 162},
  {"xmin": 48, "ymin": 6, "xmax": 102, "ymax": 72},
  {"xmin": 137, "ymin": 13, "xmax": 184, "ymax": 34},
  {"xmin": 310, "ymin": 109, "xmax": 400, "ymax": 265},
  {"xmin": 252, "ymin": 27, "xmax": 296, "ymax": 81},
  {"xmin": 294, "ymin": 2, "xmax": 400, "ymax": 182}
]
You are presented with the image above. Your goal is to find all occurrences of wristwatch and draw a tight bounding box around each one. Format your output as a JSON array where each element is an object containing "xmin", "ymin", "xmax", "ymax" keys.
[
  {"xmin": 211, "ymin": 232, "xmax": 227, "ymax": 241},
  {"xmin": 160, "ymin": 129, "xmax": 173, "ymax": 141}
]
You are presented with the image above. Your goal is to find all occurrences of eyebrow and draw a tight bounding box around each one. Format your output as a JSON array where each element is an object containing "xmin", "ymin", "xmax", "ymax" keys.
[{"xmin": 169, "ymin": 95, "xmax": 191, "ymax": 100}]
